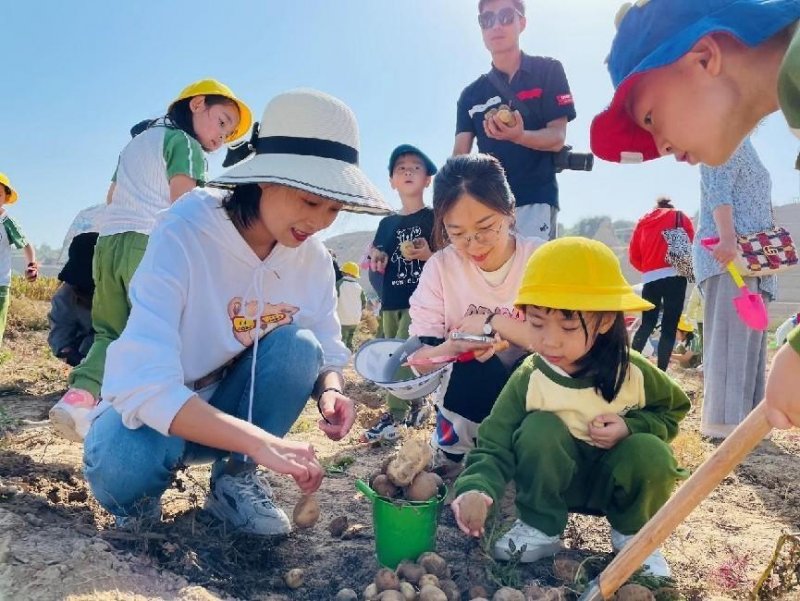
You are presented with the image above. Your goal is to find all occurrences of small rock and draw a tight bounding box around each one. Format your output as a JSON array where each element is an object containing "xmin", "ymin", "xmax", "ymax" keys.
[
  {"xmin": 334, "ymin": 588, "xmax": 358, "ymax": 601},
  {"xmin": 328, "ymin": 515, "xmax": 349, "ymax": 537},
  {"xmin": 24, "ymin": 513, "xmax": 43, "ymax": 527},
  {"xmin": 67, "ymin": 490, "xmax": 88, "ymax": 503},
  {"xmin": 341, "ymin": 523, "xmax": 368, "ymax": 540}
]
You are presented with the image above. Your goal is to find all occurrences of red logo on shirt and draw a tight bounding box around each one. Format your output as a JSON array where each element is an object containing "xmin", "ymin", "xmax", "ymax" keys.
[
  {"xmin": 556, "ymin": 94, "xmax": 573, "ymax": 106},
  {"xmin": 517, "ymin": 88, "xmax": 543, "ymax": 101}
]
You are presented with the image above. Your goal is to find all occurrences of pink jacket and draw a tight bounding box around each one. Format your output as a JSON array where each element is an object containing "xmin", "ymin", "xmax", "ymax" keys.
[{"xmin": 409, "ymin": 236, "xmax": 542, "ymax": 339}]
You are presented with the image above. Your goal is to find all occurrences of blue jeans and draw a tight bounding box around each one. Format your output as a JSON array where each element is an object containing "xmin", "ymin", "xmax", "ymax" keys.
[{"xmin": 83, "ymin": 325, "xmax": 323, "ymax": 518}]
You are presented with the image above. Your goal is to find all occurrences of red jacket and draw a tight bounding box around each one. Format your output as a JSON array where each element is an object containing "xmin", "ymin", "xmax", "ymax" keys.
[{"xmin": 629, "ymin": 208, "xmax": 695, "ymax": 273}]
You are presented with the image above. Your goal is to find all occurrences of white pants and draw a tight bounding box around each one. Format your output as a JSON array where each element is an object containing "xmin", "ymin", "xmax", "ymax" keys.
[{"xmin": 516, "ymin": 203, "xmax": 558, "ymax": 240}]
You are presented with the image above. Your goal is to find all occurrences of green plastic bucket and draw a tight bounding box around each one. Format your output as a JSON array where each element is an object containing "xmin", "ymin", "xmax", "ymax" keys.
[{"xmin": 355, "ymin": 479, "xmax": 446, "ymax": 569}]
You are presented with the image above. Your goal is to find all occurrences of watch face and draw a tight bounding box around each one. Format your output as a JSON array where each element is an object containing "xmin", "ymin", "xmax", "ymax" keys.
[{"xmin": 483, "ymin": 323, "xmax": 493, "ymax": 335}]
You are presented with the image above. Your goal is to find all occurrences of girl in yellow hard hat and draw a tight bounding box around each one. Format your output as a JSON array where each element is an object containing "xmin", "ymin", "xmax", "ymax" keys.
[
  {"xmin": 0, "ymin": 173, "xmax": 39, "ymax": 346},
  {"xmin": 671, "ymin": 315, "xmax": 701, "ymax": 369},
  {"xmin": 337, "ymin": 261, "xmax": 364, "ymax": 350},
  {"xmin": 50, "ymin": 79, "xmax": 251, "ymax": 442},
  {"xmin": 451, "ymin": 237, "xmax": 690, "ymax": 577}
]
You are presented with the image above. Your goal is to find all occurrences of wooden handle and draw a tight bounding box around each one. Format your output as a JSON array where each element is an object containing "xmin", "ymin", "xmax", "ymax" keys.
[{"xmin": 597, "ymin": 404, "xmax": 771, "ymax": 599}]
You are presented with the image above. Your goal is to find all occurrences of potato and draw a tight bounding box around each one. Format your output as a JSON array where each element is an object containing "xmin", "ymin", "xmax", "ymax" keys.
[
  {"xmin": 397, "ymin": 561, "xmax": 426, "ymax": 585},
  {"xmin": 417, "ymin": 551, "xmax": 449, "ymax": 579},
  {"xmin": 419, "ymin": 574, "xmax": 440, "ymax": 589},
  {"xmin": 552, "ymin": 557, "xmax": 583, "ymax": 583},
  {"xmin": 492, "ymin": 587, "xmax": 525, "ymax": 601},
  {"xmin": 399, "ymin": 581, "xmax": 417, "ymax": 601},
  {"xmin": 419, "ymin": 585, "xmax": 448, "ymax": 601},
  {"xmin": 375, "ymin": 567, "xmax": 401, "ymax": 592},
  {"xmin": 364, "ymin": 583, "xmax": 380, "ymax": 600},
  {"xmin": 283, "ymin": 568, "xmax": 304, "ymax": 589},
  {"xmin": 328, "ymin": 515, "xmax": 349, "ymax": 537},
  {"xmin": 292, "ymin": 495, "xmax": 319, "ymax": 529},
  {"xmin": 614, "ymin": 584, "xmax": 655, "ymax": 601},
  {"xmin": 335, "ymin": 589, "xmax": 358, "ymax": 601},
  {"xmin": 496, "ymin": 107, "xmax": 516, "ymax": 127},
  {"xmin": 406, "ymin": 472, "xmax": 442, "ymax": 502},
  {"xmin": 459, "ymin": 492, "xmax": 489, "ymax": 532},
  {"xmin": 469, "ymin": 585, "xmax": 490, "ymax": 599},
  {"xmin": 380, "ymin": 454, "xmax": 396, "ymax": 474},
  {"xmin": 400, "ymin": 240, "xmax": 415, "ymax": 259},
  {"xmin": 524, "ymin": 585, "xmax": 566, "ymax": 601},
  {"xmin": 372, "ymin": 474, "xmax": 399, "ymax": 499},
  {"xmin": 386, "ymin": 439, "xmax": 433, "ymax": 487},
  {"xmin": 439, "ymin": 578, "xmax": 461, "ymax": 601},
  {"xmin": 379, "ymin": 591, "xmax": 405, "ymax": 601}
]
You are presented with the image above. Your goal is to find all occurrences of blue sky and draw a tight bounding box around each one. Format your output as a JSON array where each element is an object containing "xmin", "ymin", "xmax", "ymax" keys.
[{"xmin": 3, "ymin": 0, "xmax": 799, "ymax": 248}]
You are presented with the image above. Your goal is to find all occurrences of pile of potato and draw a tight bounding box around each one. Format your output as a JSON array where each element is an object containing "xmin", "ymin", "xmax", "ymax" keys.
[{"xmin": 370, "ymin": 439, "xmax": 443, "ymax": 503}]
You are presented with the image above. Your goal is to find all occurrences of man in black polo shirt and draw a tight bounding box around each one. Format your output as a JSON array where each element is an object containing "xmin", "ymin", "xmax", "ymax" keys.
[{"xmin": 454, "ymin": 0, "xmax": 576, "ymax": 240}]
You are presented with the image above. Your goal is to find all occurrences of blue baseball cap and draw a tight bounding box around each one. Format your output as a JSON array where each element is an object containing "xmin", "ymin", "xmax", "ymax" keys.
[
  {"xmin": 388, "ymin": 144, "xmax": 438, "ymax": 175},
  {"xmin": 591, "ymin": 0, "xmax": 800, "ymax": 164}
]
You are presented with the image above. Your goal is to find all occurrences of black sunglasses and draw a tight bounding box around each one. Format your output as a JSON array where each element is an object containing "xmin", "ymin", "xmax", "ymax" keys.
[{"xmin": 478, "ymin": 6, "xmax": 522, "ymax": 30}]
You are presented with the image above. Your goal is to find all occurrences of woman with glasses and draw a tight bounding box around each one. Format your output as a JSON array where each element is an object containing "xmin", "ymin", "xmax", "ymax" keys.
[{"xmin": 408, "ymin": 154, "xmax": 543, "ymax": 476}]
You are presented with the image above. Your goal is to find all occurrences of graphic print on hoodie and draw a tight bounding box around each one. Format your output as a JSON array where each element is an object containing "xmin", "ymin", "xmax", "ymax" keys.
[{"xmin": 228, "ymin": 298, "xmax": 299, "ymax": 347}]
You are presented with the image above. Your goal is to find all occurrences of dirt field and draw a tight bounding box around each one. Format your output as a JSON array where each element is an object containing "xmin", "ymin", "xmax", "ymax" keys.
[{"xmin": 1, "ymin": 299, "xmax": 799, "ymax": 600}]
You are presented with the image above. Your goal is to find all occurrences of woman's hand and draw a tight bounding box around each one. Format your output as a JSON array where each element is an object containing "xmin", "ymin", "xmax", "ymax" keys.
[
  {"xmin": 249, "ymin": 433, "xmax": 324, "ymax": 494},
  {"xmin": 457, "ymin": 314, "xmax": 491, "ymax": 337},
  {"xmin": 451, "ymin": 491, "xmax": 493, "ymax": 537},
  {"xmin": 588, "ymin": 413, "xmax": 630, "ymax": 449},
  {"xmin": 317, "ymin": 390, "xmax": 357, "ymax": 441},
  {"xmin": 711, "ymin": 236, "xmax": 739, "ymax": 266}
]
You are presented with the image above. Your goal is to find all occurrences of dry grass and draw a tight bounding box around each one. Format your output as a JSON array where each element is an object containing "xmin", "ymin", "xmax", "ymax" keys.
[
  {"xmin": 10, "ymin": 274, "xmax": 59, "ymax": 301},
  {"xmin": 6, "ymin": 297, "xmax": 50, "ymax": 335},
  {"xmin": 670, "ymin": 430, "xmax": 709, "ymax": 472}
]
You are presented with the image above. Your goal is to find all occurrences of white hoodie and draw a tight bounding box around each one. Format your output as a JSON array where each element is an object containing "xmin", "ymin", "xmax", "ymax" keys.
[{"xmin": 99, "ymin": 187, "xmax": 349, "ymax": 436}]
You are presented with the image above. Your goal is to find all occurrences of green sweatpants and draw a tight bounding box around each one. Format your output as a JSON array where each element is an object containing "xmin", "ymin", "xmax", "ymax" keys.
[
  {"xmin": 382, "ymin": 309, "xmax": 415, "ymax": 419},
  {"xmin": 0, "ymin": 285, "xmax": 9, "ymax": 347},
  {"xmin": 69, "ymin": 232, "xmax": 149, "ymax": 398},
  {"xmin": 513, "ymin": 412, "xmax": 686, "ymax": 536},
  {"xmin": 341, "ymin": 324, "xmax": 357, "ymax": 350}
]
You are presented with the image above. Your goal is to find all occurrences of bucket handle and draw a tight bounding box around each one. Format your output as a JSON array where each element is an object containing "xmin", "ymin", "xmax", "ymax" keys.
[{"xmin": 355, "ymin": 479, "xmax": 377, "ymax": 501}]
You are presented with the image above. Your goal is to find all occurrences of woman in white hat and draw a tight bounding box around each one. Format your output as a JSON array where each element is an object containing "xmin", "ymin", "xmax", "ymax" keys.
[{"xmin": 83, "ymin": 89, "xmax": 391, "ymax": 535}]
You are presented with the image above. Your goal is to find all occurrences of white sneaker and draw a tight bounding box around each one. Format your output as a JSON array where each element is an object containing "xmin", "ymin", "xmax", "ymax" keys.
[
  {"xmin": 205, "ymin": 469, "xmax": 291, "ymax": 536},
  {"xmin": 611, "ymin": 529, "xmax": 671, "ymax": 577},
  {"xmin": 493, "ymin": 519, "xmax": 563, "ymax": 562},
  {"xmin": 49, "ymin": 388, "xmax": 97, "ymax": 442}
]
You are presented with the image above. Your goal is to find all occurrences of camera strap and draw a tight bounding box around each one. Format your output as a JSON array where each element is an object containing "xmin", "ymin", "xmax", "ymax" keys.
[{"xmin": 485, "ymin": 70, "xmax": 530, "ymax": 120}]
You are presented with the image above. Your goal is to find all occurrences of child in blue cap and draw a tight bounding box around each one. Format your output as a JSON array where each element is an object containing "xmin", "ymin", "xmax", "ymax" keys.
[{"xmin": 589, "ymin": 0, "xmax": 800, "ymax": 431}]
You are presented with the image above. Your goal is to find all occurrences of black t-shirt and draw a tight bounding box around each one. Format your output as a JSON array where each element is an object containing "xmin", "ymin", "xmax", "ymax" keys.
[
  {"xmin": 372, "ymin": 207, "xmax": 434, "ymax": 311},
  {"xmin": 456, "ymin": 53, "xmax": 576, "ymax": 209}
]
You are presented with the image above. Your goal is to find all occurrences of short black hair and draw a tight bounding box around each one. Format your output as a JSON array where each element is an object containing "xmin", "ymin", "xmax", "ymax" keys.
[
  {"xmin": 478, "ymin": 0, "xmax": 525, "ymax": 15},
  {"xmin": 222, "ymin": 183, "xmax": 262, "ymax": 231},
  {"xmin": 656, "ymin": 196, "xmax": 674, "ymax": 209},
  {"xmin": 1, "ymin": 185, "xmax": 10, "ymax": 197}
]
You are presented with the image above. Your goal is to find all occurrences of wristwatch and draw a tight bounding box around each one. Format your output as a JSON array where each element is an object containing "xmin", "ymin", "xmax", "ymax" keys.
[{"xmin": 483, "ymin": 313, "xmax": 497, "ymax": 336}]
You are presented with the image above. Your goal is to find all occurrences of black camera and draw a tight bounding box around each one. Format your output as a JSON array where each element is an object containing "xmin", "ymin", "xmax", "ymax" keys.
[{"xmin": 553, "ymin": 145, "xmax": 594, "ymax": 173}]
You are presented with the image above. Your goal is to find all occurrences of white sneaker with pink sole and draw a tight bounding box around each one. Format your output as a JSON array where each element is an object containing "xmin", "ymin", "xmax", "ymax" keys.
[{"xmin": 49, "ymin": 388, "xmax": 97, "ymax": 442}]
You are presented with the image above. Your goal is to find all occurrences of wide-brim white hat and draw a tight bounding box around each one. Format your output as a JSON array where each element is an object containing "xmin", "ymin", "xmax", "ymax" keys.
[
  {"xmin": 354, "ymin": 337, "xmax": 447, "ymax": 401},
  {"xmin": 209, "ymin": 88, "xmax": 390, "ymax": 216}
]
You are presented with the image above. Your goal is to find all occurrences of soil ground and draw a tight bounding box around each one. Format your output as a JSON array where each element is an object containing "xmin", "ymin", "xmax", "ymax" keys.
[{"xmin": 1, "ymin": 304, "xmax": 799, "ymax": 600}]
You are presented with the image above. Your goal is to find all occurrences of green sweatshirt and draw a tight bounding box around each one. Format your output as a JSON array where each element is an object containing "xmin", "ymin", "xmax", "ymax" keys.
[
  {"xmin": 454, "ymin": 351, "xmax": 691, "ymax": 503},
  {"xmin": 778, "ymin": 23, "xmax": 800, "ymax": 167}
]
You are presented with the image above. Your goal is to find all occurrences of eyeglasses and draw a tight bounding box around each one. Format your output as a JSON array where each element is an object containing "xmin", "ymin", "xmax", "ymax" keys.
[
  {"xmin": 445, "ymin": 223, "xmax": 504, "ymax": 248},
  {"xmin": 478, "ymin": 6, "xmax": 522, "ymax": 30}
]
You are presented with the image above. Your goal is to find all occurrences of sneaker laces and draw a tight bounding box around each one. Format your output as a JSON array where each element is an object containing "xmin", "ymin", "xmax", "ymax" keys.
[{"xmin": 229, "ymin": 470, "xmax": 277, "ymax": 509}]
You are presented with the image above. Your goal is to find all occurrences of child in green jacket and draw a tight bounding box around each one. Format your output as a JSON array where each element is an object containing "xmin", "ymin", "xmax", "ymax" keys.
[{"xmin": 452, "ymin": 237, "xmax": 690, "ymax": 577}]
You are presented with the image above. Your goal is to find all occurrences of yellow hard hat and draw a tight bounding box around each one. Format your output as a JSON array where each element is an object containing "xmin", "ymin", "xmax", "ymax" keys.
[
  {"xmin": 677, "ymin": 315, "xmax": 694, "ymax": 332},
  {"xmin": 341, "ymin": 261, "xmax": 360, "ymax": 279},
  {"xmin": 0, "ymin": 173, "xmax": 18, "ymax": 204},
  {"xmin": 515, "ymin": 237, "xmax": 655, "ymax": 312},
  {"xmin": 170, "ymin": 79, "xmax": 252, "ymax": 143}
]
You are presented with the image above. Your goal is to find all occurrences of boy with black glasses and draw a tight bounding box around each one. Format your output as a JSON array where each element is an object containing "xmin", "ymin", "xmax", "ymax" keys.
[{"xmin": 453, "ymin": 0, "xmax": 576, "ymax": 241}]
